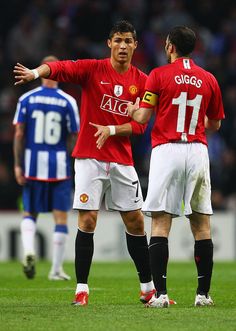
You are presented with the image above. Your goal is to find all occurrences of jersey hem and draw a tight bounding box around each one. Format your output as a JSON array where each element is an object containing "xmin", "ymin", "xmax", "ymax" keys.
[
  {"xmin": 72, "ymin": 156, "xmax": 134, "ymax": 166},
  {"xmin": 152, "ymin": 140, "xmax": 208, "ymax": 149},
  {"xmin": 25, "ymin": 176, "xmax": 71, "ymax": 182}
]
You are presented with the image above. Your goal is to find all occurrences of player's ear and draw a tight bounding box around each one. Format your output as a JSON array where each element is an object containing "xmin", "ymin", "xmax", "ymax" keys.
[
  {"xmin": 107, "ymin": 39, "xmax": 112, "ymax": 49},
  {"xmin": 134, "ymin": 40, "xmax": 138, "ymax": 49},
  {"xmin": 170, "ymin": 42, "xmax": 175, "ymax": 54}
]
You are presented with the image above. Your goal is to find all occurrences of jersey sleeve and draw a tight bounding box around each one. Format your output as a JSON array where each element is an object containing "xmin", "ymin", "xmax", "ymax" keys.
[
  {"xmin": 129, "ymin": 70, "xmax": 148, "ymax": 134},
  {"xmin": 206, "ymin": 75, "xmax": 225, "ymax": 120},
  {"xmin": 47, "ymin": 59, "xmax": 97, "ymax": 86},
  {"xmin": 13, "ymin": 98, "xmax": 27, "ymax": 125}
]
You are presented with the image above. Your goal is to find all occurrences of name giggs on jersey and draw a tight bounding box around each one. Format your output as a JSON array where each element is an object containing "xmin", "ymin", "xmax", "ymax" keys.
[
  {"xmin": 174, "ymin": 75, "xmax": 202, "ymax": 88},
  {"xmin": 100, "ymin": 94, "xmax": 129, "ymax": 116}
]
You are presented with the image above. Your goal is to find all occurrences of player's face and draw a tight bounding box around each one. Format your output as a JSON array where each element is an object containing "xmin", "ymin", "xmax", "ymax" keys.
[
  {"xmin": 165, "ymin": 36, "xmax": 172, "ymax": 63},
  {"xmin": 108, "ymin": 32, "xmax": 138, "ymax": 65}
]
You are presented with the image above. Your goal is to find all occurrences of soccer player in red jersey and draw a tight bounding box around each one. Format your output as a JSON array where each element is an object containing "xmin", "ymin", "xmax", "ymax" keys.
[
  {"xmin": 14, "ymin": 21, "xmax": 156, "ymax": 306},
  {"xmin": 128, "ymin": 26, "xmax": 225, "ymax": 307}
]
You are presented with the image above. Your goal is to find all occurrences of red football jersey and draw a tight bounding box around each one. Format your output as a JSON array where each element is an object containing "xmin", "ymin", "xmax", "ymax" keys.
[
  {"xmin": 140, "ymin": 58, "xmax": 225, "ymax": 148},
  {"xmin": 47, "ymin": 58, "xmax": 147, "ymax": 165}
]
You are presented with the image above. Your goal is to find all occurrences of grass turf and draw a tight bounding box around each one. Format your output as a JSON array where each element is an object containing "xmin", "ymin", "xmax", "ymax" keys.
[{"xmin": 0, "ymin": 261, "xmax": 235, "ymax": 331}]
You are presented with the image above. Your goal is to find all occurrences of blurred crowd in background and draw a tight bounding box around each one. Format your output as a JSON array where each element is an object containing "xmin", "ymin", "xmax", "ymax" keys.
[{"xmin": 0, "ymin": 0, "xmax": 236, "ymax": 211}]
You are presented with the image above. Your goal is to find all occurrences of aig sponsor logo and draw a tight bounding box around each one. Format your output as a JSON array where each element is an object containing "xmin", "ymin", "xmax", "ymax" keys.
[{"xmin": 100, "ymin": 94, "xmax": 129, "ymax": 116}]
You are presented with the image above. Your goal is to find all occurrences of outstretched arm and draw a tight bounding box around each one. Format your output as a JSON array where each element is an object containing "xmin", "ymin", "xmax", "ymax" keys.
[{"xmin": 14, "ymin": 63, "xmax": 51, "ymax": 86}]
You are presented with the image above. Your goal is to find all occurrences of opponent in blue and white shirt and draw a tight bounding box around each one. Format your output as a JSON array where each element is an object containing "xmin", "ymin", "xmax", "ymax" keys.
[
  {"xmin": 13, "ymin": 55, "xmax": 79, "ymax": 282},
  {"xmin": 13, "ymin": 85, "xmax": 79, "ymax": 181}
]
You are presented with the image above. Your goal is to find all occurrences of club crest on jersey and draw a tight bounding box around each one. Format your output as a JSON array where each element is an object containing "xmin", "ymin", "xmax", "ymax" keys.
[
  {"xmin": 114, "ymin": 85, "xmax": 123, "ymax": 97},
  {"xmin": 80, "ymin": 193, "xmax": 89, "ymax": 203},
  {"xmin": 129, "ymin": 85, "xmax": 138, "ymax": 95}
]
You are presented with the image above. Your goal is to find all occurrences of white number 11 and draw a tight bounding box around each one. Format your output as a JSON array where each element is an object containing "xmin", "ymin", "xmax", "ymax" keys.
[{"xmin": 172, "ymin": 92, "xmax": 202, "ymax": 135}]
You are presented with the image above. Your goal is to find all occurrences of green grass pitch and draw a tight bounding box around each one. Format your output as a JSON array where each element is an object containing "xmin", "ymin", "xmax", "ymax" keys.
[{"xmin": 0, "ymin": 261, "xmax": 235, "ymax": 331}]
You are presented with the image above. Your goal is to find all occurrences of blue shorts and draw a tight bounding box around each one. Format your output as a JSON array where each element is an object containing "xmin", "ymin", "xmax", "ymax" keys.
[{"xmin": 23, "ymin": 179, "xmax": 72, "ymax": 213}]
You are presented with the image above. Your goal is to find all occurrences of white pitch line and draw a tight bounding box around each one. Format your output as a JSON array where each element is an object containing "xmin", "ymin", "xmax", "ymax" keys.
[{"xmin": 0, "ymin": 287, "xmax": 105, "ymax": 292}]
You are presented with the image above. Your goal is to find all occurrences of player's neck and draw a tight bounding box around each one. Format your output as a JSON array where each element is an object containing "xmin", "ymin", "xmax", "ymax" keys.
[
  {"xmin": 170, "ymin": 54, "xmax": 178, "ymax": 63},
  {"xmin": 110, "ymin": 58, "xmax": 130, "ymax": 74},
  {"xmin": 42, "ymin": 80, "xmax": 58, "ymax": 88},
  {"xmin": 171, "ymin": 54, "xmax": 190, "ymax": 63}
]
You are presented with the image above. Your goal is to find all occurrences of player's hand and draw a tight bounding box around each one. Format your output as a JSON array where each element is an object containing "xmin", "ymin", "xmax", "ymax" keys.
[
  {"xmin": 13, "ymin": 63, "xmax": 35, "ymax": 86},
  {"xmin": 14, "ymin": 166, "xmax": 26, "ymax": 185},
  {"xmin": 127, "ymin": 97, "xmax": 140, "ymax": 117},
  {"xmin": 89, "ymin": 122, "xmax": 111, "ymax": 149}
]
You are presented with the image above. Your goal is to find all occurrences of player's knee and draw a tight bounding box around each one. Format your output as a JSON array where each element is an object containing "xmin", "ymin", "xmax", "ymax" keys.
[
  {"xmin": 129, "ymin": 223, "xmax": 144, "ymax": 235},
  {"xmin": 190, "ymin": 221, "xmax": 211, "ymax": 240},
  {"xmin": 122, "ymin": 211, "xmax": 144, "ymax": 235},
  {"xmin": 190, "ymin": 214, "xmax": 211, "ymax": 239},
  {"xmin": 78, "ymin": 210, "xmax": 97, "ymax": 232},
  {"xmin": 193, "ymin": 228, "xmax": 211, "ymax": 240}
]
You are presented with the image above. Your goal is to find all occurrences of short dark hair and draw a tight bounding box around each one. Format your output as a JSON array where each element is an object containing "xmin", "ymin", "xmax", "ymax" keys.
[
  {"xmin": 109, "ymin": 20, "xmax": 137, "ymax": 40},
  {"xmin": 168, "ymin": 26, "xmax": 196, "ymax": 56}
]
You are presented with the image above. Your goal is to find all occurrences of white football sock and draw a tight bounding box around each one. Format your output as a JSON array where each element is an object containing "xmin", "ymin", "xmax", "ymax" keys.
[
  {"xmin": 21, "ymin": 217, "xmax": 36, "ymax": 256},
  {"xmin": 140, "ymin": 280, "xmax": 155, "ymax": 292},
  {"xmin": 76, "ymin": 283, "xmax": 89, "ymax": 294},
  {"xmin": 51, "ymin": 231, "xmax": 67, "ymax": 274}
]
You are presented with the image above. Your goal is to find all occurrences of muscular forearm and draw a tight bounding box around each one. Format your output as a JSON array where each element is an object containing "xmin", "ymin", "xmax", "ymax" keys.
[
  {"xmin": 13, "ymin": 124, "xmax": 25, "ymax": 167},
  {"xmin": 127, "ymin": 98, "xmax": 153, "ymax": 124},
  {"xmin": 132, "ymin": 107, "xmax": 152, "ymax": 124},
  {"xmin": 13, "ymin": 136, "xmax": 24, "ymax": 168},
  {"xmin": 113, "ymin": 123, "xmax": 133, "ymax": 136},
  {"xmin": 35, "ymin": 64, "xmax": 51, "ymax": 79},
  {"xmin": 205, "ymin": 116, "xmax": 221, "ymax": 131},
  {"xmin": 13, "ymin": 127, "xmax": 26, "ymax": 185},
  {"xmin": 90, "ymin": 122, "xmax": 133, "ymax": 150}
]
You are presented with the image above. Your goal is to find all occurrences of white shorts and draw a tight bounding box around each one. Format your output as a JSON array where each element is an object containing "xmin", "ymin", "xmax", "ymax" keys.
[
  {"xmin": 143, "ymin": 143, "xmax": 213, "ymax": 217},
  {"xmin": 73, "ymin": 158, "xmax": 143, "ymax": 211}
]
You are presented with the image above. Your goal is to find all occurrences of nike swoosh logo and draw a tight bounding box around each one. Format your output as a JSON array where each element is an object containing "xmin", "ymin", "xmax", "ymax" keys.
[
  {"xmin": 162, "ymin": 275, "xmax": 167, "ymax": 279},
  {"xmin": 100, "ymin": 81, "xmax": 110, "ymax": 85},
  {"xmin": 197, "ymin": 275, "xmax": 205, "ymax": 279},
  {"xmin": 134, "ymin": 199, "xmax": 141, "ymax": 203}
]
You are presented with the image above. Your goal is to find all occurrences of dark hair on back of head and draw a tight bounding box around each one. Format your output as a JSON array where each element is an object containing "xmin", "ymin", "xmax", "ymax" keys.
[
  {"xmin": 109, "ymin": 20, "xmax": 137, "ymax": 40},
  {"xmin": 168, "ymin": 26, "xmax": 196, "ymax": 56}
]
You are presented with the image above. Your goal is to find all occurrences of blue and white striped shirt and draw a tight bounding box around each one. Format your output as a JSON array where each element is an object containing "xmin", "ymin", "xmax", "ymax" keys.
[{"xmin": 13, "ymin": 86, "xmax": 80, "ymax": 181}]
